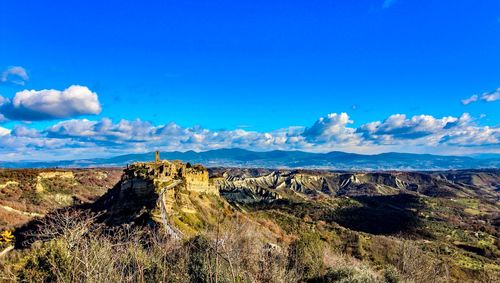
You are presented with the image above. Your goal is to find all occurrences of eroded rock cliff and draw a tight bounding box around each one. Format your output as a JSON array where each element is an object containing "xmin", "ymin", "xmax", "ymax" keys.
[
  {"xmin": 93, "ymin": 160, "xmax": 219, "ymax": 232},
  {"xmin": 212, "ymin": 169, "xmax": 500, "ymax": 203}
]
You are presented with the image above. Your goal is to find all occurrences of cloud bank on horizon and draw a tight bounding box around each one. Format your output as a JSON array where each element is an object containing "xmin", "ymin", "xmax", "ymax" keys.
[{"xmin": 0, "ymin": 79, "xmax": 498, "ymax": 161}]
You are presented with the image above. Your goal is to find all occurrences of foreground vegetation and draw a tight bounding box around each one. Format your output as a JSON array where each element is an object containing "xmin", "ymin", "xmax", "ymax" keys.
[
  {"xmin": 0, "ymin": 209, "xmax": 456, "ymax": 283},
  {"xmin": 2, "ymin": 195, "xmax": 498, "ymax": 282}
]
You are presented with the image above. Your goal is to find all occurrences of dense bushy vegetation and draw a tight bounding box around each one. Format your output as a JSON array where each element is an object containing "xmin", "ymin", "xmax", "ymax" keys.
[{"xmin": 1, "ymin": 208, "xmax": 466, "ymax": 283}]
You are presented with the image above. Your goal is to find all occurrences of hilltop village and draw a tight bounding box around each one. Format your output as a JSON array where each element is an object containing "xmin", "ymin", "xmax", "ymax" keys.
[
  {"xmin": 97, "ymin": 151, "xmax": 219, "ymax": 229},
  {"xmin": 123, "ymin": 151, "xmax": 218, "ymax": 195}
]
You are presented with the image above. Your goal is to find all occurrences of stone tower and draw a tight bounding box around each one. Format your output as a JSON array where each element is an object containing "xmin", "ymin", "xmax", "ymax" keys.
[{"xmin": 155, "ymin": 150, "xmax": 160, "ymax": 163}]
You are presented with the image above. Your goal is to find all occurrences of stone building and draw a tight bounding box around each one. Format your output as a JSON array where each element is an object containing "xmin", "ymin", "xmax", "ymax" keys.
[
  {"xmin": 122, "ymin": 152, "xmax": 218, "ymax": 195},
  {"xmin": 100, "ymin": 153, "xmax": 218, "ymax": 229}
]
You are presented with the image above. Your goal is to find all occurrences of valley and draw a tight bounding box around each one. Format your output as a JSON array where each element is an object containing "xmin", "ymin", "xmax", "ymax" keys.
[{"xmin": 0, "ymin": 161, "xmax": 498, "ymax": 282}]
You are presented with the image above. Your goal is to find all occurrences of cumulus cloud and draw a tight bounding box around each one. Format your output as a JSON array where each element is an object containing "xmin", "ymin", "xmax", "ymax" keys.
[
  {"xmin": 0, "ymin": 132, "xmax": 90, "ymax": 161},
  {"xmin": 302, "ymin": 113, "xmax": 360, "ymax": 144},
  {"xmin": 441, "ymin": 126, "xmax": 500, "ymax": 147},
  {"xmin": 355, "ymin": 113, "xmax": 499, "ymax": 149},
  {"xmin": 47, "ymin": 118, "xmax": 158, "ymax": 144},
  {"xmin": 462, "ymin": 88, "xmax": 500, "ymax": 105},
  {"xmin": 45, "ymin": 118, "xmax": 308, "ymax": 152},
  {"xmin": 357, "ymin": 114, "xmax": 462, "ymax": 141},
  {"xmin": 0, "ymin": 112, "xmax": 498, "ymax": 161},
  {"xmin": 1, "ymin": 66, "xmax": 29, "ymax": 85},
  {"xmin": 0, "ymin": 85, "xmax": 101, "ymax": 121}
]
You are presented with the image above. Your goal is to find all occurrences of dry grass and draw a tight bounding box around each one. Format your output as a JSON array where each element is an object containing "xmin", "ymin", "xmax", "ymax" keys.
[{"xmin": 0, "ymin": 209, "xmax": 391, "ymax": 283}]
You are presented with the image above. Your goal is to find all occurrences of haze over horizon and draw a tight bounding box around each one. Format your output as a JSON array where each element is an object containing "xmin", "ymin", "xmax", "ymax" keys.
[{"xmin": 1, "ymin": 0, "xmax": 499, "ymax": 161}]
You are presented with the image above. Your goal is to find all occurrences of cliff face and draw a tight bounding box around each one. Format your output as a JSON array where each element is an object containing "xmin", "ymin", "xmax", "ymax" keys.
[
  {"xmin": 212, "ymin": 169, "xmax": 500, "ymax": 203},
  {"xmin": 94, "ymin": 160, "xmax": 218, "ymax": 229}
]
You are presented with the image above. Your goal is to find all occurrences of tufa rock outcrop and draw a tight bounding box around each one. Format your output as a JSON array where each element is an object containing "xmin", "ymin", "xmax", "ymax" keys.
[{"xmin": 93, "ymin": 158, "xmax": 218, "ymax": 229}]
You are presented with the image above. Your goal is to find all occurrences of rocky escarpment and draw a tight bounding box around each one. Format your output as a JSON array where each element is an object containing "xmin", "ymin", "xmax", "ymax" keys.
[
  {"xmin": 213, "ymin": 169, "xmax": 500, "ymax": 203},
  {"xmin": 92, "ymin": 160, "xmax": 218, "ymax": 231},
  {"xmin": 14, "ymin": 160, "xmax": 226, "ymax": 246}
]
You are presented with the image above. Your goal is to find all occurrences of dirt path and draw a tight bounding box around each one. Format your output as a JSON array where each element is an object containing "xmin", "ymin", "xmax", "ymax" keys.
[
  {"xmin": 158, "ymin": 180, "xmax": 183, "ymax": 239},
  {"xmin": 0, "ymin": 245, "xmax": 14, "ymax": 258},
  {"xmin": 0, "ymin": 204, "xmax": 44, "ymax": 217}
]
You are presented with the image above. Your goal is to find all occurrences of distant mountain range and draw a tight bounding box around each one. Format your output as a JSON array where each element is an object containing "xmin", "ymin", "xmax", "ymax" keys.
[{"xmin": 1, "ymin": 148, "xmax": 499, "ymax": 170}]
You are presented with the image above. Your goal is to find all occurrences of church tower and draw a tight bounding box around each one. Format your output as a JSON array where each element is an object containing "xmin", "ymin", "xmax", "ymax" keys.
[{"xmin": 155, "ymin": 150, "xmax": 160, "ymax": 163}]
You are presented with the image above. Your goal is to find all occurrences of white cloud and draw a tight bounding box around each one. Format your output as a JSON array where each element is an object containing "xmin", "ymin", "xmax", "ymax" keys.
[
  {"xmin": 45, "ymin": 118, "xmax": 310, "ymax": 152},
  {"xmin": 461, "ymin": 95, "xmax": 478, "ymax": 105},
  {"xmin": 441, "ymin": 126, "xmax": 500, "ymax": 146},
  {"xmin": 0, "ymin": 97, "xmax": 7, "ymax": 122},
  {"xmin": 1, "ymin": 66, "xmax": 29, "ymax": 85},
  {"xmin": 356, "ymin": 113, "xmax": 498, "ymax": 148},
  {"xmin": 462, "ymin": 88, "xmax": 500, "ymax": 105},
  {"xmin": 357, "ymin": 114, "xmax": 459, "ymax": 140},
  {"xmin": 0, "ymin": 85, "xmax": 101, "ymax": 121},
  {"xmin": 481, "ymin": 88, "xmax": 500, "ymax": 102},
  {"xmin": 0, "ymin": 126, "xmax": 11, "ymax": 136},
  {"xmin": 0, "ymin": 132, "xmax": 91, "ymax": 161},
  {"xmin": 11, "ymin": 125, "xmax": 41, "ymax": 138},
  {"xmin": 302, "ymin": 113, "xmax": 360, "ymax": 144},
  {"xmin": 47, "ymin": 118, "xmax": 158, "ymax": 143}
]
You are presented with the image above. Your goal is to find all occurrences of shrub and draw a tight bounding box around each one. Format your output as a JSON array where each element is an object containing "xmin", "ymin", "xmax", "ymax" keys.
[
  {"xmin": 288, "ymin": 232, "xmax": 325, "ymax": 280},
  {"xmin": 309, "ymin": 265, "xmax": 381, "ymax": 283},
  {"xmin": 0, "ymin": 230, "xmax": 14, "ymax": 243}
]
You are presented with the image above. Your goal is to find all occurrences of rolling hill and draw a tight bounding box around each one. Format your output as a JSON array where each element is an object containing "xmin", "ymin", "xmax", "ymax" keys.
[{"xmin": 1, "ymin": 148, "xmax": 499, "ymax": 170}]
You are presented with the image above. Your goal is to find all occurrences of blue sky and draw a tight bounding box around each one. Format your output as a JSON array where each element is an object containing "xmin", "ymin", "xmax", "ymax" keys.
[{"xmin": 0, "ymin": 0, "xmax": 499, "ymax": 160}]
